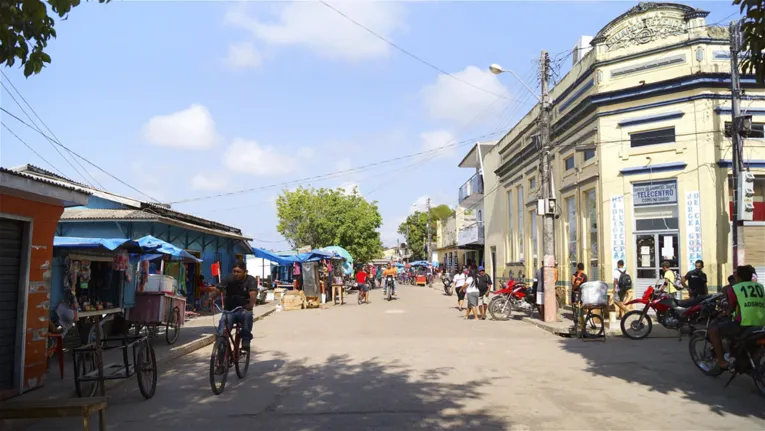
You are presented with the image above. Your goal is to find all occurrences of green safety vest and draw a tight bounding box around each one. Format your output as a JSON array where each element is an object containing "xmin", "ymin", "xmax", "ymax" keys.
[{"xmin": 733, "ymin": 281, "xmax": 765, "ymax": 327}]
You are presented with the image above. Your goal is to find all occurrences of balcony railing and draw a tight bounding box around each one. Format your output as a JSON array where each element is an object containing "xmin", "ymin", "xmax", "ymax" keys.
[
  {"xmin": 458, "ymin": 173, "xmax": 484, "ymax": 204},
  {"xmin": 458, "ymin": 221, "xmax": 485, "ymax": 246}
]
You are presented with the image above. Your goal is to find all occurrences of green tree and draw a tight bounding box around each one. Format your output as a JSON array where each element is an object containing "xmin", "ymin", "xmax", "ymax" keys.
[
  {"xmin": 735, "ymin": 0, "xmax": 765, "ymax": 83},
  {"xmin": 1, "ymin": 0, "xmax": 109, "ymax": 77},
  {"xmin": 431, "ymin": 204, "xmax": 454, "ymax": 221},
  {"xmin": 397, "ymin": 211, "xmax": 436, "ymax": 261},
  {"xmin": 275, "ymin": 186, "xmax": 383, "ymax": 263}
]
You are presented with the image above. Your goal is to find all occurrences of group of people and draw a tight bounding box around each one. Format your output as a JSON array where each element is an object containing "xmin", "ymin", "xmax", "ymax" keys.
[{"xmin": 450, "ymin": 266, "xmax": 493, "ymax": 320}]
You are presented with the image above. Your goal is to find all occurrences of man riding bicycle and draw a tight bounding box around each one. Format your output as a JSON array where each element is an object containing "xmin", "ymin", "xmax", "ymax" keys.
[
  {"xmin": 382, "ymin": 262, "xmax": 398, "ymax": 296},
  {"xmin": 210, "ymin": 261, "xmax": 257, "ymax": 351}
]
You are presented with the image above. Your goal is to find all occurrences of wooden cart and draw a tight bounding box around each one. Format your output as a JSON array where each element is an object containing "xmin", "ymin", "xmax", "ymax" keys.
[{"xmin": 126, "ymin": 292, "xmax": 186, "ymax": 345}]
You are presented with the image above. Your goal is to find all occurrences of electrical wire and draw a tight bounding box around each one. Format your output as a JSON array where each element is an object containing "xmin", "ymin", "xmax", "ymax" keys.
[
  {"xmin": 319, "ymin": 0, "xmax": 521, "ymax": 103},
  {"xmin": 1, "ymin": 81, "xmax": 96, "ymax": 187},
  {"xmin": 1, "ymin": 122, "xmax": 66, "ymax": 176},
  {"xmin": 0, "ymin": 106, "xmax": 162, "ymax": 203}
]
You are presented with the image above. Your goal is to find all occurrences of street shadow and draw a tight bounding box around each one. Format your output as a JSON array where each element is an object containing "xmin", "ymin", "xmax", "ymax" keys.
[
  {"xmin": 29, "ymin": 349, "xmax": 508, "ymax": 431},
  {"xmin": 557, "ymin": 336, "xmax": 765, "ymax": 421}
]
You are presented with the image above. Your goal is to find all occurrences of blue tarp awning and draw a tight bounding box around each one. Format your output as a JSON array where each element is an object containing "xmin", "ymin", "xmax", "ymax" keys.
[
  {"xmin": 253, "ymin": 248, "xmax": 298, "ymax": 266},
  {"xmin": 135, "ymin": 235, "xmax": 203, "ymax": 262},
  {"xmin": 53, "ymin": 237, "xmax": 145, "ymax": 252}
]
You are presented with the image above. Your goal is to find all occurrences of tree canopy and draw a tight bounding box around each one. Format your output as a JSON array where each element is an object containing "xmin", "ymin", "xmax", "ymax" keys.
[
  {"xmin": 397, "ymin": 211, "xmax": 436, "ymax": 261},
  {"xmin": 1, "ymin": 0, "xmax": 109, "ymax": 77},
  {"xmin": 735, "ymin": 0, "xmax": 765, "ymax": 84},
  {"xmin": 431, "ymin": 204, "xmax": 455, "ymax": 221},
  {"xmin": 275, "ymin": 186, "xmax": 383, "ymax": 263}
]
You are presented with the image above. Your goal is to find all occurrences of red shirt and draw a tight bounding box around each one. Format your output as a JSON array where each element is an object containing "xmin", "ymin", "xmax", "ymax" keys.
[{"xmin": 356, "ymin": 271, "xmax": 368, "ymax": 284}]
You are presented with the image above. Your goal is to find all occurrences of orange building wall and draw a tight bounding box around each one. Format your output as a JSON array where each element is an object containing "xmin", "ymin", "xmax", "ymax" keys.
[{"xmin": 1, "ymin": 194, "xmax": 64, "ymax": 395}]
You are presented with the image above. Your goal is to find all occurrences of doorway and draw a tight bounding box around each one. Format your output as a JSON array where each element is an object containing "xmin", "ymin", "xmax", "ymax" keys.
[
  {"xmin": 634, "ymin": 232, "xmax": 680, "ymax": 299},
  {"xmin": 490, "ymin": 247, "xmax": 497, "ymax": 289}
]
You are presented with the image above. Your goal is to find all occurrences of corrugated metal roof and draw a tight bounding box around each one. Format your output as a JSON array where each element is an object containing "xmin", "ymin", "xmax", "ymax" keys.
[
  {"xmin": 61, "ymin": 208, "xmax": 157, "ymax": 220},
  {"xmin": 0, "ymin": 167, "xmax": 91, "ymax": 194}
]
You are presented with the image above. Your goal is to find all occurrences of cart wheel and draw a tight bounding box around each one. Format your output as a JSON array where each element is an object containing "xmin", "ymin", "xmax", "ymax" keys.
[
  {"xmin": 235, "ymin": 346, "xmax": 250, "ymax": 379},
  {"xmin": 75, "ymin": 351, "xmax": 100, "ymax": 398},
  {"xmin": 165, "ymin": 307, "xmax": 181, "ymax": 345},
  {"xmin": 209, "ymin": 337, "xmax": 229, "ymax": 395},
  {"xmin": 135, "ymin": 341, "xmax": 157, "ymax": 399}
]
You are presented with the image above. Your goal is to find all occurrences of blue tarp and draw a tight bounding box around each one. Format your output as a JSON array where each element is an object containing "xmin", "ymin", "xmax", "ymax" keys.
[
  {"xmin": 53, "ymin": 237, "xmax": 144, "ymax": 252},
  {"xmin": 135, "ymin": 235, "xmax": 203, "ymax": 262},
  {"xmin": 409, "ymin": 261, "xmax": 430, "ymax": 267},
  {"xmin": 253, "ymin": 248, "xmax": 299, "ymax": 266},
  {"xmin": 319, "ymin": 246, "xmax": 353, "ymax": 275}
]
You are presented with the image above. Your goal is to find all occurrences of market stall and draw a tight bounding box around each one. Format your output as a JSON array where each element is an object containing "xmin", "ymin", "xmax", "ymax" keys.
[{"xmin": 125, "ymin": 236, "xmax": 202, "ymax": 344}]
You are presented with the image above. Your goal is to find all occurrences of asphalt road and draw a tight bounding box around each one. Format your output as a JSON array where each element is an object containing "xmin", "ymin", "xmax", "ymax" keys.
[{"xmin": 18, "ymin": 284, "xmax": 765, "ymax": 431}]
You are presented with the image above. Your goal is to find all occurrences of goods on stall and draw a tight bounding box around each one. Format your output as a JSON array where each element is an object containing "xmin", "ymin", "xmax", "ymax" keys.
[
  {"xmin": 273, "ymin": 288, "xmax": 286, "ymax": 301},
  {"xmin": 144, "ymin": 274, "xmax": 177, "ymax": 294},
  {"xmin": 281, "ymin": 290, "xmax": 306, "ymax": 311}
]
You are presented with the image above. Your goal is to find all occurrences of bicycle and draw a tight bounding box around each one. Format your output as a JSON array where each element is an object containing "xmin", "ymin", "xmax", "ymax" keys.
[
  {"xmin": 209, "ymin": 304, "xmax": 251, "ymax": 395},
  {"xmin": 571, "ymin": 291, "xmax": 605, "ymax": 339}
]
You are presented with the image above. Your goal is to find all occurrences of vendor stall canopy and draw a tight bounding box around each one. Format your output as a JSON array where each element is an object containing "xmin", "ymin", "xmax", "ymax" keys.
[
  {"xmin": 252, "ymin": 247, "xmax": 340, "ymax": 265},
  {"xmin": 53, "ymin": 235, "xmax": 202, "ymax": 262},
  {"xmin": 135, "ymin": 235, "xmax": 202, "ymax": 262}
]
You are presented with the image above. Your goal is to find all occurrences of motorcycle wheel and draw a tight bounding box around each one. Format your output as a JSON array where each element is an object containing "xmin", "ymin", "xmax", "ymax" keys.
[
  {"xmin": 688, "ymin": 331, "xmax": 724, "ymax": 377},
  {"xmin": 750, "ymin": 346, "xmax": 765, "ymax": 396},
  {"xmin": 620, "ymin": 310, "xmax": 653, "ymax": 340},
  {"xmin": 488, "ymin": 297, "xmax": 511, "ymax": 321}
]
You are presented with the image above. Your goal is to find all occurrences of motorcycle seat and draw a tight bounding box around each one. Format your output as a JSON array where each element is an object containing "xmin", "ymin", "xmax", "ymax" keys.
[
  {"xmin": 741, "ymin": 326, "xmax": 765, "ymax": 341},
  {"xmin": 674, "ymin": 296, "xmax": 709, "ymax": 308},
  {"xmin": 672, "ymin": 306, "xmax": 688, "ymax": 315}
]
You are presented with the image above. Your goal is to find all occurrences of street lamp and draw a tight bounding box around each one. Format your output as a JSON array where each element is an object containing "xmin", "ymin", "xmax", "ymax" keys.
[{"xmin": 489, "ymin": 63, "xmax": 541, "ymax": 103}]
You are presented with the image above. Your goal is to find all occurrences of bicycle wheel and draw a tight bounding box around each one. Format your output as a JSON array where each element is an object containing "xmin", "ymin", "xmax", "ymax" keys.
[
  {"xmin": 235, "ymin": 344, "xmax": 250, "ymax": 379},
  {"xmin": 165, "ymin": 307, "xmax": 181, "ymax": 345},
  {"xmin": 209, "ymin": 337, "xmax": 229, "ymax": 395},
  {"xmin": 135, "ymin": 341, "xmax": 157, "ymax": 399},
  {"xmin": 74, "ymin": 351, "xmax": 100, "ymax": 398},
  {"xmin": 583, "ymin": 313, "xmax": 605, "ymax": 338}
]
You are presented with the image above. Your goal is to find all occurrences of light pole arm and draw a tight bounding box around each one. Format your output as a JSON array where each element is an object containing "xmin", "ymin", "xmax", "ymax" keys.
[{"xmin": 503, "ymin": 69, "xmax": 542, "ymax": 103}]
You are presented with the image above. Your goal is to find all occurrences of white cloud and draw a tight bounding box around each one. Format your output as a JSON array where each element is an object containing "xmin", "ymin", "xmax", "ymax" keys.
[
  {"xmin": 297, "ymin": 146, "xmax": 315, "ymax": 158},
  {"xmin": 420, "ymin": 130, "xmax": 457, "ymax": 158},
  {"xmin": 143, "ymin": 104, "xmax": 219, "ymax": 149},
  {"xmin": 339, "ymin": 183, "xmax": 361, "ymax": 196},
  {"xmin": 191, "ymin": 173, "xmax": 227, "ymax": 191},
  {"xmin": 411, "ymin": 195, "xmax": 431, "ymax": 214},
  {"xmin": 225, "ymin": 41, "xmax": 262, "ymax": 69},
  {"xmin": 223, "ymin": 138, "xmax": 295, "ymax": 176},
  {"xmin": 421, "ymin": 65, "xmax": 510, "ymax": 125},
  {"xmin": 224, "ymin": 2, "xmax": 406, "ymax": 61},
  {"xmin": 335, "ymin": 158, "xmax": 352, "ymax": 172}
]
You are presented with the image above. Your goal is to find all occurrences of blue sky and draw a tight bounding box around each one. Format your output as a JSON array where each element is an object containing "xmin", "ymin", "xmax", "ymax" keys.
[{"xmin": 0, "ymin": 1, "xmax": 741, "ymax": 249}]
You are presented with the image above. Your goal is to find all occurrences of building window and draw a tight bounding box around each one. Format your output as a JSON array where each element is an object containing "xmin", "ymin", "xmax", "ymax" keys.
[
  {"xmin": 529, "ymin": 177, "xmax": 536, "ymax": 189},
  {"xmin": 518, "ymin": 186, "xmax": 524, "ymax": 262},
  {"xmin": 566, "ymin": 197, "xmax": 577, "ymax": 267},
  {"xmin": 724, "ymin": 122, "xmax": 765, "ymax": 139},
  {"xmin": 630, "ymin": 127, "xmax": 675, "ymax": 148},
  {"xmin": 583, "ymin": 149, "xmax": 596, "ymax": 161},
  {"xmin": 565, "ymin": 156, "xmax": 575, "ymax": 171},
  {"xmin": 530, "ymin": 210, "xmax": 538, "ymax": 270},
  {"xmin": 507, "ymin": 191, "xmax": 514, "ymax": 260},
  {"xmin": 585, "ymin": 189, "xmax": 599, "ymax": 281}
]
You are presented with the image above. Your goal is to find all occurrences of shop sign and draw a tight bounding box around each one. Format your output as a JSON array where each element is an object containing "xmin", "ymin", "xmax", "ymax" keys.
[
  {"xmin": 633, "ymin": 181, "xmax": 677, "ymax": 206},
  {"xmin": 610, "ymin": 195, "xmax": 627, "ymax": 264},
  {"xmin": 685, "ymin": 191, "xmax": 703, "ymax": 269}
]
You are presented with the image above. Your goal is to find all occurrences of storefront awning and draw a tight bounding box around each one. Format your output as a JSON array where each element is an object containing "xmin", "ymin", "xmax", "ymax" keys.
[
  {"xmin": 53, "ymin": 236, "xmax": 144, "ymax": 252},
  {"xmin": 253, "ymin": 248, "xmax": 299, "ymax": 266},
  {"xmin": 134, "ymin": 235, "xmax": 203, "ymax": 262}
]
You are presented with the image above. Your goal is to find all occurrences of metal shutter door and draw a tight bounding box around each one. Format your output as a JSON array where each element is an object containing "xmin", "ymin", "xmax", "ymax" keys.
[{"xmin": 0, "ymin": 218, "xmax": 23, "ymax": 390}]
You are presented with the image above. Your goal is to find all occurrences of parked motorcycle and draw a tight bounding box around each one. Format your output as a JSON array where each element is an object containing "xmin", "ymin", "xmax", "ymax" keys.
[
  {"xmin": 488, "ymin": 280, "xmax": 533, "ymax": 321},
  {"xmin": 620, "ymin": 281, "xmax": 716, "ymax": 340},
  {"xmin": 688, "ymin": 294, "xmax": 765, "ymax": 396}
]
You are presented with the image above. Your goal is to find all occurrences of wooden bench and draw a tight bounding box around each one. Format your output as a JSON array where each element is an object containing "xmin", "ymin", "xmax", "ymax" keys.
[{"xmin": 0, "ymin": 397, "xmax": 107, "ymax": 431}]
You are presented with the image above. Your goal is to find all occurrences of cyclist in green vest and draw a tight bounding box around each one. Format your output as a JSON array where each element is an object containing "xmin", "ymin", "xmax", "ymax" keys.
[{"xmin": 708, "ymin": 265, "xmax": 765, "ymax": 371}]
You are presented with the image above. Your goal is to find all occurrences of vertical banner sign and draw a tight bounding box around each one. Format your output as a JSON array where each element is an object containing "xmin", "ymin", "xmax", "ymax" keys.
[
  {"xmin": 610, "ymin": 196, "xmax": 626, "ymax": 264},
  {"xmin": 685, "ymin": 191, "xmax": 702, "ymax": 270}
]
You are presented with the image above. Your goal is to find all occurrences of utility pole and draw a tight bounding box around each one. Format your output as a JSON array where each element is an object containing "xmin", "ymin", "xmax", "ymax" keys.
[
  {"xmin": 729, "ymin": 20, "xmax": 743, "ymax": 269},
  {"xmin": 539, "ymin": 50, "xmax": 557, "ymax": 323},
  {"xmin": 426, "ymin": 197, "xmax": 433, "ymax": 263}
]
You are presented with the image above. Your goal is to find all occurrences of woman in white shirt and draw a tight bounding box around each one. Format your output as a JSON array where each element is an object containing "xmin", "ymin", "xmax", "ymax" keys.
[
  {"xmin": 453, "ymin": 270, "xmax": 467, "ymax": 311},
  {"xmin": 463, "ymin": 271, "xmax": 481, "ymax": 320}
]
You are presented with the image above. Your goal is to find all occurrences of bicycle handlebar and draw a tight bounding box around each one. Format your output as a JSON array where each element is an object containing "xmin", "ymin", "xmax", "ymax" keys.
[{"xmin": 214, "ymin": 303, "xmax": 246, "ymax": 313}]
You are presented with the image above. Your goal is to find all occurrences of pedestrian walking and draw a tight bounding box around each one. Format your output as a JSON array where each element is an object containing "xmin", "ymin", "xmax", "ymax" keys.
[
  {"xmin": 611, "ymin": 259, "xmax": 632, "ymax": 319},
  {"xmin": 661, "ymin": 261, "xmax": 681, "ymax": 300},
  {"xmin": 681, "ymin": 260, "xmax": 708, "ymax": 298},
  {"xmin": 463, "ymin": 270, "xmax": 480, "ymax": 320},
  {"xmin": 453, "ymin": 269, "xmax": 467, "ymax": 311},
  {"xmin": 475, "ymin": 266, "xmax": 493, "ymax": 320}
]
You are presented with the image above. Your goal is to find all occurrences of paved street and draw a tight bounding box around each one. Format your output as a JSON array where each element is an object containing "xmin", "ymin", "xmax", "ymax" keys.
[{"xmin": 19, "ymin": 285, "xmax": 765, "ymax": 431}]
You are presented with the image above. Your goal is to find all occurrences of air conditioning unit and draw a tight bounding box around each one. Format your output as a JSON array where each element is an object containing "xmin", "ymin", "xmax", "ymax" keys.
[
  {"xmin": 572, "ymin": 36, "xmax": 594, "ymax": 67},
  {"xmin": 737, "ymin": 172, "xmax": 756, "ymax": 221}
]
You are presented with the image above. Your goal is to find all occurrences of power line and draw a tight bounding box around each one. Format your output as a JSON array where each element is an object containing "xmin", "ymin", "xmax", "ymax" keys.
[
  {"xmin": 0, "ymin": 81, "xmax": 95, "ymax": 187},
  {"xmin": 0, "ymin": 106, "xmax": 161, "ymax": 203},
  {"xmin": 1, "ymin": 122, "xmax": 66, "ymax": 176},
  {"xmin": 319, "ymin": 0, "xmax": 519, "ymax": 103},
  {"xmin": 0, "ymin": 71, "xmax": 105, "ymax": 189}
]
